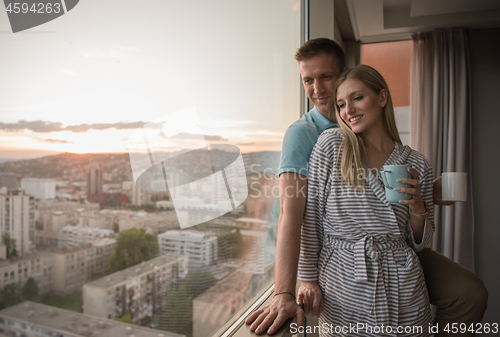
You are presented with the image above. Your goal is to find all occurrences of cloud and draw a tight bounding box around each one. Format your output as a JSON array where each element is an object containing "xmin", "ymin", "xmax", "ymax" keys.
[
  {"xmin": 205, "ymin": 135, "xmax": 228, "ymax": 141},
  {"xmin": 64, "ymin": 122, "xmax": 146, "ymax": 133},
  {"xmin": 170, "ymin": 132, "xmax": 228, "ymax": 142},
  {"xmin": 0, "ymin": 120, "xmax": 63, "ymax": 133},
  {"xmin": 0, "ymin": 120, "xmax": 146, "ymax": 133},
  {"xmin": 41, "ymin": 139, "xmax": 73, "ymax": 144},
  {"xmin": 237, "ymin": 142, "xmax": 255, "ymax": 146}
]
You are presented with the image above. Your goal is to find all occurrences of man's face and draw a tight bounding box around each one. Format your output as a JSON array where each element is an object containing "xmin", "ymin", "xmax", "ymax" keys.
[{"xmin": 299, "ymin": 54, "xmax": 342, "ymax": 117}]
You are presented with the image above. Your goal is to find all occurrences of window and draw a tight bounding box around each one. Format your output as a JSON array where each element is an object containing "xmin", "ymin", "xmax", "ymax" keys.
[
  {"xmin": 1, "ymin": 0, "xmax": 300, "ymax": 336},
  {"xmin": 361, "ymin": 41, "xmax": 412, "ymax": 144}
]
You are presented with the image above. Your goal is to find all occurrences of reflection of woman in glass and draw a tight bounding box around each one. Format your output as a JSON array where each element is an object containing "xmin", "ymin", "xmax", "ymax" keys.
[{"xmin": 298, "ymin": 65, "xmax": 434, "ymax": 336}]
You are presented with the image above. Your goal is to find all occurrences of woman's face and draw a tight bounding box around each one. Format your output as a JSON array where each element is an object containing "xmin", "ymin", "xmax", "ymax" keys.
[{"xmin": 336, "ymin": 78, "xmax": 387, "ymax": 135}]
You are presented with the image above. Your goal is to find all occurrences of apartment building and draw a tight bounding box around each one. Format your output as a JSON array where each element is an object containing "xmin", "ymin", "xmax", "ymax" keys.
[
  {"xmin": 118, "ymin": 212, "xmax": 178, "ymax": 235},
  {"xmin": 0, "ymin": 252, "xmax": 53, "ymax": 294},
  {"xmin": 58, "ymin": 225, "xmax": 114, "ymax": 248},
  {"xmin": 192, "ymin": 263, "xmax": 274, "ymax": 337},
  {"xmin": 129, "ymin": 180, "xmax": 170, "ymax": 207},
  {"xmin": 36, "ymin": 200, "xmax": 100, "ymax": 230},
  {"xmin": 0, "ymin": 173, "xmax": 18, "ymax": 190},
  {"xmin": 0, "ymin": 189, "xmax": 35, "ymax": 256},
  {"xmin": 20, "ymin": 178, "xmax": 56, "ymax": 200},
  {"xmin": 48, "ymin": 238, "xmax": 116, "ymax": 295},
  {"xmin": 87, "ymin": 164, "xmax": 103, "ymax": 202},
  {"xmin": 158, "ymin": 230, "xmax": 217, "ymax": 268},
  {"xmin": 83, "ymin": 254, "xmax": 188, "ymax": 325},
  {"xmin": 0, "ymin": 301, "xmax": 185, "ymax": 337},
  {"xmin": 35, "ymin": 200, "xmax": 100, "ymax": 247}
]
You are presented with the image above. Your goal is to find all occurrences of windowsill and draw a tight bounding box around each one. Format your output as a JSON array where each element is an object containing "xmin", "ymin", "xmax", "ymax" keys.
[{"xmin": 212, "ymin": 281, "xmax": 301, "ymax": 337}]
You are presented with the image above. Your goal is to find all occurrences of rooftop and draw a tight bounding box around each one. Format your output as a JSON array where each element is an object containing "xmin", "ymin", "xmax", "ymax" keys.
[
  {"xmin": 39, "ymin": 244, "xmax": 94, "ymax": 254},
  {"xmin": 158, "ymin": 230, "xmax": 215, "ymax": 241},
  {"xmin": 21, "ymin": 178, "xmax": 56, "ymax": 182},
  {"xmin": 60, "ymin": 225, "xmax": 115, "ymax": 236},
  {"xmin": 92, "ymin": 238, "xmax": 117, "ymax": 247},
  {"xmin": 0, "ymin": 251, "xmax": 53, "ymax": 268},
  {"xmin": 84, "ymin": 254, "xmax": 186, "ymax": 289},
  {"xmin": 0, "ymin": 301, "xmax": 184, "ymax": 337}
]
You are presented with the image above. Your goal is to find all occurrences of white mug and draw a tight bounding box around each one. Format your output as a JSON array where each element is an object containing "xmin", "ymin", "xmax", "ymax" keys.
[{"xmin": 442, "ymin": 172, "xmax": 467, "ymax": 202}]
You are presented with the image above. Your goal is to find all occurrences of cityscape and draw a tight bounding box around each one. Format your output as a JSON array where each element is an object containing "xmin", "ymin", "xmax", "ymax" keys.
[{"xmin": 0, "ymin": 149, "xmax": 281, "ymax": 337}]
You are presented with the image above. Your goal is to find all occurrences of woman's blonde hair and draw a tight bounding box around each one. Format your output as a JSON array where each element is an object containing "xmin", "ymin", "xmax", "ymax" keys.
[{"xmin": 334, "ymin": 64, "xmax": 402, "ymax": 188}]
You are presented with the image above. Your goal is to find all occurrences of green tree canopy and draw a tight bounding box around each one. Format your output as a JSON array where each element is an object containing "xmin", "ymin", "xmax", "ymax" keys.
[
  {"xmin": 107, "ymin": 228, "xmax": 159, "ymax": 272},
  {"xmin": 22, "ymin": 277, "xmax": 39, "ymax": 301},
  {"xmin": 155, "ymin": 285, "xmax": 193, "ymax": 335},
  {"xmin": 217, "ymin": 230, "xmax": 243, "ymax": 259},
  {"xmin": 0, "ymin": 284, "xmax": 22, "ymax": 310},
  {"xmin": 114, "ymin": 314, "xmax": 135, "ymax": 324},
  {"xmin": 2, "ymin": 233, "xmax": 18, "ymax": 258},
  {"xmin": 184, "ymin": 269, "xmax": 217, "ymax": 298}
]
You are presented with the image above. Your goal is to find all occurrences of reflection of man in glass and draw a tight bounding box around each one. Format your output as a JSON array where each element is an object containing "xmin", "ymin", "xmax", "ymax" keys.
[{"xmin": 246, "ymin": 38, "xmax": 487, "ymax": 335}]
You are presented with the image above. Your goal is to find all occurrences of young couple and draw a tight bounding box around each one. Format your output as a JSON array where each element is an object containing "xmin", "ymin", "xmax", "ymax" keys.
[{"xmin": 245, "ymin": 38, "xmax": 487, "ymax": 336}]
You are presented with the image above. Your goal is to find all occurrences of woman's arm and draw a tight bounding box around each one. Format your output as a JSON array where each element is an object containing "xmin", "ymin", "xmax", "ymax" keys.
[{"xmin": 397, "ymin": 162, "xmax": 434, "ymax": 249}]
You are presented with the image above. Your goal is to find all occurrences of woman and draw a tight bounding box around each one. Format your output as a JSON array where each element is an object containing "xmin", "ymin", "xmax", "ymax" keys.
[{"xmin": 298, "ymin": 65, "xmax": 434, "ymax": 336}]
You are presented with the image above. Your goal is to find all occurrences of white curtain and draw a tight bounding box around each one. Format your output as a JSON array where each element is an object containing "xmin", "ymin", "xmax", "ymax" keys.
[{"xmin": 410, "ymin": 28, "xmax": 474, "ymax": 270}]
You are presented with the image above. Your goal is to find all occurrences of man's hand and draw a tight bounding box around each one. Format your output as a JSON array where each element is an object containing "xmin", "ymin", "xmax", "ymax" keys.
[
  {"xmin": 244, "ymin": 172, "xmax": 307, "ymax": 334},
  {"xmin": 245, "ymin": 294, "xmax": 304, "ymax": 335},
  {"xmin": 297, "ymin": 281, "xmax": 324, "ymax": 317},
  {"xmin": 433, "ymin": 176, "xmax": 455, "ymax": 206}
]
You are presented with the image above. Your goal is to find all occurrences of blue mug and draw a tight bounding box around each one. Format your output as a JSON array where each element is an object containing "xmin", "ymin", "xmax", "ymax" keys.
[{"xmin": 380, "ymin": 165, "xmax": 412, "ymax": 204}]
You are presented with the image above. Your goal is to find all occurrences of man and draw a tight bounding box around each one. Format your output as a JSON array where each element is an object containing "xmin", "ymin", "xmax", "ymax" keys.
[{"xmin": 245, "ymin": 38, "xmax": 487, "ymax": 336}]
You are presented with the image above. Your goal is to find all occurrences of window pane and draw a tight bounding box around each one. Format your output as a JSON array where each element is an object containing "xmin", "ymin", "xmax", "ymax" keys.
[{"xmin": 0, "ymin": 1, "xmax": 301, "ymax": 337}]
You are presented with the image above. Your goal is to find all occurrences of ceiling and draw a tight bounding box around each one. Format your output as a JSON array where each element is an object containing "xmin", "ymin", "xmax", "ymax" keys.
[{"xmin": 340, "ymin": 0, "xmax": 500, "ymax": 43}]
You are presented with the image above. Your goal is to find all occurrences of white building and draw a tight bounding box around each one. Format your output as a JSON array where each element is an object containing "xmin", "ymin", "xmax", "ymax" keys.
[
  {"xmin": 0, "ymin": 190, "xmax": 35, "ymax": 256},
  {"xmin": 21, "ymin": 178, "xmax": 56, "ymax": 200},
  {"xmin": 158, "ymin": 230, "xmax": 217, "ymax": 268},
  {"xmin": 83, "ymin": 254, "xmax": 188, "ymax": 325},
  {"xmin": 58, "ymin": 225, "xmax": 115, "ymax": 248}
]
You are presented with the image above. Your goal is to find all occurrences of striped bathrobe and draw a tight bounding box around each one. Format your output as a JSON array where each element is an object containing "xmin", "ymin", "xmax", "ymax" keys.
[{"xmin": 298, "ymin": 129, "xmax": 434, "ymax": 336}]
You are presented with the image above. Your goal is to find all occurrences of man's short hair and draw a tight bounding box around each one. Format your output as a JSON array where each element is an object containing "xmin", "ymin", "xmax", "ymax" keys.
[{"xmin": 294, "ymin": 38, "xmax": 345, "ymax": 70}]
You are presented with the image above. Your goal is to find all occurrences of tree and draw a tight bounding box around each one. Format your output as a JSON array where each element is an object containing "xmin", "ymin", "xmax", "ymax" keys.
[
  {"xmin": 107, "ymin": 228, "xmax": 159, "ymax": 272},
  {"xmin": 0, "ymin": 284, "xmax": 22, "ymax": 310},
  {"xmin": 2, "ymin": 233, "xmax": 18, "ymax": 258},
  {"xmin": 217, "ymin": 230, "xmax": 243, "ymax": 260},
  {"xmin": 155, "ymin": 285, "xmax": 192, "ymax": 335},
  {"xmin": 184, "ymin": 269, "xmax": 216, "ymax": 298},
  {"xmin": 22, "ymin": 277, "xmax": 39, "ymax": 301},
  {"xmin": 114, "ymin": 314, "xmax": 135, "ymax": 324}
]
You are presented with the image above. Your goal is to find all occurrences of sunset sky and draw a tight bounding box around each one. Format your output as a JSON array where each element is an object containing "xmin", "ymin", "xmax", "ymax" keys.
[{"xmin": 0, "ymin": 0, "xmax": 301, "ymax": 160}]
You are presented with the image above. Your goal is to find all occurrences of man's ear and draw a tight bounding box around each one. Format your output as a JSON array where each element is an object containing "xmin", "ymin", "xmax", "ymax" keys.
[{"xmin": 380, "ymin": 89, "xmax": 388, "ymax": 108}]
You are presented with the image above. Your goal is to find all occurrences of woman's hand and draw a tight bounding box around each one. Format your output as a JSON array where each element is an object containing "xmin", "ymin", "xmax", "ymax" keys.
[
  {"xmin": 396, "ymin": 168, "xmax": 426, "ymax": 214},
  {"xmin": 297, "ymin": 281, "xmax": 324, "ymax": 318}
]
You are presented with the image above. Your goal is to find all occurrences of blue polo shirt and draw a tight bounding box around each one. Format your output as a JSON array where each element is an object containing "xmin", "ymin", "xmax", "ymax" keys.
[{"xmin": 278, "ymin": 107, "xmax": 338, "ymax": 177}]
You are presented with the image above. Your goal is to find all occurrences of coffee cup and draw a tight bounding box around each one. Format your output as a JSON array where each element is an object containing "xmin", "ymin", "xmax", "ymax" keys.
[
  {"xmin": 380, "ymin": 164, "xmax": 412, "ymax": 204},
  {"xmin": 442, "ymin": 172, "xmax": 467, "ymax": 202}
]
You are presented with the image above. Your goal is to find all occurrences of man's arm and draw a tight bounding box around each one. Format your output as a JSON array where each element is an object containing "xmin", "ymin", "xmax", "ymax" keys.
[{"xmin": 245, "ymin": 172, "xmax": 306, "ymax": 335}]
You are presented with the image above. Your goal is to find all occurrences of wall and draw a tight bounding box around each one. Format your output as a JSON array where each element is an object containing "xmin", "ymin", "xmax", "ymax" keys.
[{"xmin": 468, "ymin": 27, "xmax": 500, "ymax": 324}]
